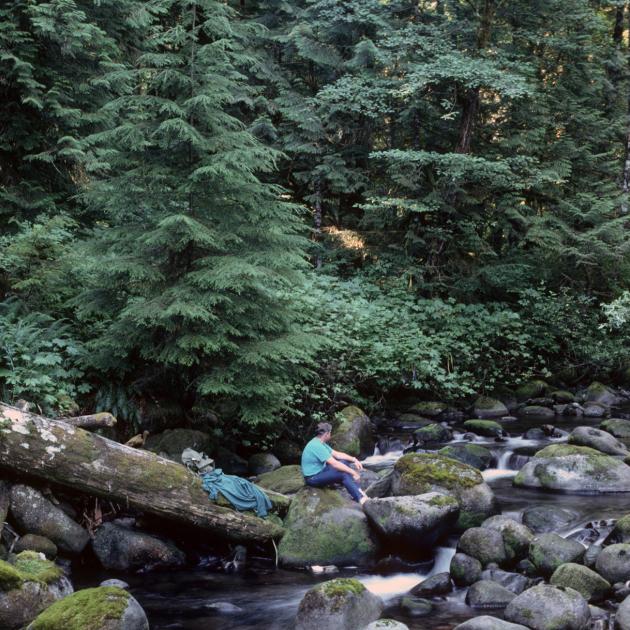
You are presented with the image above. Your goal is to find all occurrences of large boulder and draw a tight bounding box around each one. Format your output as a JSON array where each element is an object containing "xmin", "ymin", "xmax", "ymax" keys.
[
  {"xmin": 295, "ymin": 578, "xmax": 383, "ymax": 630},
  {"xmin": 616, "ymin": 593, "xmax": 630, "ymax": 630},
  {"xmin": 605, "ymin": 514, "xmax": 630, "ymax": 544},
  {"xmin": 479, "ymin": 569, "xmax": 530, "ymax": 595},
  {"xmin": 454, "ymin": 617, "xmax": 529, "ymax": 630},
  {"xmin": 472, "ymin": 397, "xmax": 509, "ymax": 420},
  {"xmin": 438, "ymin": 444, "xmax": 493, "ymax": 471},
  {"xmin": 457, "ymin": 527, "xmax": 508, "ymax": 567},
  {"xmin": 26, "ymin": 586, "xmax": 148, "ymax": 630},
  {"xmin": 568, "ymin": 426, "xmax": 628, "ymax": 456},
  {"xmin": 585, "ymin": 382, "xmax": 618, "ymax": 408},
  {"xmin": 363, "ymin": 493, "xmax": 458, "ymax": 557},
  {"xmin": 145, "ymin": 428, "xmax": 213, "ymax": 461},
  {"xmin": 409, "ymin": 572, "xmax": 452, "ymax": 597},
  {"xmin": 10, "ymin": 485, "xmax": 89, "ymax": 555},
  {"xmin": 248, "ymin": 452, "xmax": 281, "ymax": 475},
  {"xmin": 413, "ymin": 423, "xmax": 452, "ymax": 444},
  {"xmin": 391, "ymin": 453, "xmax": 497, "ymax": 530},
  {"xmin": 549, "ymin": 563, "xmax": 610, "ymax": 603},
  {"xmin": 465, "ymin": 580, "xmax": 516, "ymax": 609},
  {"xmin": 463, "ymin": 420, "xmax": 505, "ymax": 438},
  {"xmin": 595, "ymin": 543, "xmax": 630, "ymax": 583},
  {"xmin": 600, "ymin": 418, "xmax": 630, "ymax": 439},
  {"xmin": 0, "ymin": 552, "xmax": 73, "ymax": 630},
  {"xmin": 519, "ymin": 405, "xmax": 555, "ymax": 419},
  {"xmin": 504, "ymin": 584, "xmax": 590, "ymax": 630},
  {"xmin": 257, "ymin": 465, "xmax": 304, "ymax": 494},
  {"xmin": 513, "ymin": 444, "xmax": 630, "ymax": 493},
  {"xmin": 92, "ymin": 523, "xmax": 185, "ymax": 572},
  {"xmin": 331, "ymin": 406, "xmax": 374, "ymax": 458},
  {"xmin": 481, "ymin": 516, "xmax": 534, "ymax": 562},
  {"xmin": 522, "ymin": 506, "xmax": 577, "ymax": 534},
  {"xmin": 528, "ymin": 534, "xmax": 585, "ymax": 577},
  {"xmin": 279, "ymin": 487, "xmax": 378, "ymax": 568},
  {"xmin": 450, "ymin": 552, "xmax": 482, "ymax": 586}
]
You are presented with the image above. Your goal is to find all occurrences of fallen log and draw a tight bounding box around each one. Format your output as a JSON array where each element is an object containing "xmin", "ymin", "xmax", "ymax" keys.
[
  {"xmin": 60, "ymin": 412, "xmax": 117, "ymax": 429},
  {"xmin": 0, "ymin": 403, "xmax": 283, "ymax": 544}
]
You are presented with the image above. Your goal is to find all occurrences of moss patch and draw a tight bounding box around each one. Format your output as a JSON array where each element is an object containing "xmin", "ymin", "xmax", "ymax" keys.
[
  {"xmin": 319, "ymin": 578, "xmax": 365, "ymax": 598},
  {"xmin": 29, "ymin": 586, "xmax": 129, "ymax": 630},
  {"xmin": 13, "ymin": 551, "xmax": 63, "ymax": 585},
  {"xmin": 394, "ymin": 453, "xmax": 482, "ymax": 491},
  {"xmin": 463, "ymin": 420, "xmax": 503, "ymax": 435},
  {"xmin": 0, "ymin": 560, "xmax": 23, "ymax": 591},
  {"xmin": 535, "ymin": 444, "xmax": 603, "ymax": 458},
  {"xmin": 428, "ymin": 494, "xmax": 458, "ymax": 508}
]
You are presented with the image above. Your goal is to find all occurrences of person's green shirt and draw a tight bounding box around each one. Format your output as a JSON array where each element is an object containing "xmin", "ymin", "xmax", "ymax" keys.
[{"xmin": 301, "ymin": 437, "xmax": 333, "ymax": 477}]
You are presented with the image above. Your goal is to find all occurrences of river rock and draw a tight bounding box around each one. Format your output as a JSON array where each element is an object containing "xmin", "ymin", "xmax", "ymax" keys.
[
  {"xmin": 92, "ymin": 522, "xmax": 185, "ymax": 572},
  {"xmin": 552, "ymin": 391, "xmax": 576, "ymax": 403},
  {"xmin": 519, "ymin": 405, "xmax": 555, "ymax": 419},
  {"xmin": 480, "ymin": 569, "xmax": 530, "ymax": 594},
  {"xmin": 568, "ymin": 426, "xmax": 628, "ymax": 456},
  {"xmin": 409, "ymin": 572, "xmax": 452, "ymax": 597},
  {"xmin": 330, "ymin": 406, "xmax": 374, "ymax": 458},
  {"xmin": 364, "ymin": 621, "xmax": 409, "ymax": 630},
  {"xmin": 513, "ymin": 444, "xmax": 630, "ymax": 493},
  {"xmin": 505, "ymin": 584, "xmax": 590, "ymax": 629},
  {"xmin": 583, "ymin": 544, "xmax": 602, "ymax": 568},
  {"xmin": 600, "ymin": 418, "xmax": 630, "ymax": 439},
  {"xmin": 450, "ymin": 552, "xmax": 482, "ymax": 586},
  {"xmin": 438, "ymin": 444, "xmax": 493, "ymax": 470},
  {"xmin": 516, "ymin": 380, "xmax": 549, "ymax": 402},
  {"xmin": 585, "ymin": 382, "xmax": 618, "ymax": 407},
  {"xmin": 466, "ymin": 580, "xmax": 516, "ymax": 608},
  {"xmin": 472, "ymin": 397, "xmax": 509, "ymax": 420},
  {"xmin": 616, "ymin": 594, "xmax": 630, "ymax": 630},
  {"xmin": 409, "ymin": 402, "xmax": 448, "ymax": 418},
  {"xmin": 26, "ymin": 586, "xmax": 148, "ymax": 630},
  {"xmin": 522, "ymin": 505, "xmax": 577, "ymax": 533},
  {"xmin": 399, "ymin": 595, "xmax": 433, "ymax": 616},
  {"xmin": 0, "ymin": 552, "xmax": 73, "ymax": 630},
  {"xmin": 366, "ymin": 470, "xmax": 394, "ymax": 498},
  {"xmin": 584, "ymin": 403, "xmax": 607, "ymax": 418},
  {"xmin": 595, "ymin": 544, "xmax": 630, "ymax": 583},
  {"xmin": 248, "ymin": 452, "xmax": 281, "ymax": 475},
  {"xmin": 279, "ymin": 487, "xmax": 377, "ymax": 568},
  {"xmin": 414, "ymin": 423, "xmax": 452, "ymax": 444},
  {"xmin": 10, "ymin": 485, "xmax": 89, "ymax": 555},
  {"xmin": 257, "ymin": 465, "xmax": 303, "ymax": 494},
  {"xmin": 482, "ymin": 516, "xmax": 534, "ymax": 562},
  {"xmin": 14, "ymin": 535, "xmax": 57, "ymax": 560},
  {"xmin": 606, "ymin": 514, "xmax": 630, "ymax": 544},
  {"xmin": 457, "ymin": 527, "xmax": 508, "ymax": 566},
  {"xmin": 529, "ymin": 534, "xmax": 585, "ymax": 576},
  {"xmin": 145, "ymin": 428, "xmax": 213, "ymax": 461},
  {"xmin": 550, "ymin": 563, "xmax": 610, "ymax": 603},
  {"xmin": 363, "ymin": 493, "xmax": 458, "ymax": 557},
  {"xmin": 377, "ymin": 437, "xmax": 405, "ymax": 455},
  {"xmin": 463, "ymin": 420, "xmax": 505, "ymax": 438},
  {"xmin": 391, "ymin": 453, "xmax": 497, "ymax": 530},
  {"xmin": 454, "ymin": 617, "xmax": 529, "ymax": 630},
  {"xmin": 295, "ymin": 578, "xmax": 383, "ymax": 630}
]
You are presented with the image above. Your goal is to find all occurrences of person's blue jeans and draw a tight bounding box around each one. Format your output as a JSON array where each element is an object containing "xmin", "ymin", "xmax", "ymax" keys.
[{"xmin": 304, "ymin": 463, "xmax": 363, "ymax": 502}]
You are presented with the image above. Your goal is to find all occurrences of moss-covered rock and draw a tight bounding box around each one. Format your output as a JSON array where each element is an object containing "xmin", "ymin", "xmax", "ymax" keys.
[
  {"xmin": 465, "ymin": 579, "xmax": 516, "ymax": 609},
  {"xmin": 14, "ymin": 535, "xmax": 58, "ymax": 560},
  {"xmin": 600, "ymin": 418, "xmax": 630, "ymax": 439},
  {"xmin": 481, "ymin": 516, "xmax": 534, "ymax": 563},
  {"xmin": 463, "ymin": 420, "xmax": 504, "ymax": 438},
  {"xmin": 331, "ymin": 406, "xmax": 374, "ymax": 458},
  {"xmin": 515, "ymin": 380, "xmax": 549, "ymax": 402},
  {"xmin": 518, "ymin": 405, "xmax": 554, "ymax": 419},
  {"xmin": 257, "ymin": 465, "xmax": 304, "ymax": 494},
  {"xmin": 457, "ymin": 527, "xmax": 508, "ymax": 567},
  {"xmin": 513, "ymin": 444, "xmax": 630, "ymax": 493},
  {"xmin": 567, "ymin": 426, "xmax": 628, "ymax": 456},
  {"xmin": 295, "ymin": 578, "xmax": 383, "ymax": 630},
  {"xmin": 595, "ymin": 543, "xmax": 630, "ymax": 583},
  {"xmin": 585, "ymin": 382, "xmax": 617, "ymax": 407},
  {"xmin": 391, "ymin": 453, "xmax": 497, "ymax": 530},
  {"xmin": 605, "ymin": 513, "xmax": 630, "ymax": 544},
  {"xmin": 528, "ymin": 534, "xmax": 585, "ymax": 577},
  {"xmin": 472, "ymin": 397, "xmax": 509, "ymax": 420},
  {"xmin": 0, "ymin": 560, "xmax": 24, "ymax": 591},
  {"xmin": 549, "ymin": 563, "xmax": 610, "ymax": 603},
  {"xmin": 27, "ymin": 586, "xmax": 149, "ymax": 630},
  {"xmin": 438, "ymin": 444, "xmax": 493, "ymax": 471},
  {"xmin": 13, "ymin": 551, "xmax": 63, "ymax": 585},
  {"xmin": 551, "ymin": 390, "xmax": 576, "ymax": 404},
  {"xmin": 409, "ymin": 401, "xmax": 447, "ymax": 418},
  {"xmin": 413, "ymin": 423, "xmax": 452, "ymax": 444},
  {"xmin": 450, "ymin": 552, "xmax": 482, "ymax": 586},
  {"xmin": 279, "ymin": 487, "xmax": 378, "ymax": 568}
]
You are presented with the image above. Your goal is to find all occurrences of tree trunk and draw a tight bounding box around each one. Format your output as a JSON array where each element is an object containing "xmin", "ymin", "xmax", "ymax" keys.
[{"xmin": 0, "ymin": 404, "xmax": 284, "ymax": 543}]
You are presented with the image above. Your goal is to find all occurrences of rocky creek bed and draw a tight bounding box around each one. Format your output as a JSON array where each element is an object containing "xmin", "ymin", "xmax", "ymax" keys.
[{"xmin": 5, "ymin": 381, "xmax": 630, "ymax": 628}]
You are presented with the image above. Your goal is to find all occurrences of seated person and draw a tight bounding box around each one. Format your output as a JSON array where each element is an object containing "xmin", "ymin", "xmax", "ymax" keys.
[{"xmin": 301, "ymin": 422, "xmax": 368, "ymax": 505}]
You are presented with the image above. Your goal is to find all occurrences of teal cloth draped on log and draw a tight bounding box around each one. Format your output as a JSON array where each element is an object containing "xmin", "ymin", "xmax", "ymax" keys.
[{"xmin": 201, "ymin": 469, "xmax": 272, "ymax": 518}]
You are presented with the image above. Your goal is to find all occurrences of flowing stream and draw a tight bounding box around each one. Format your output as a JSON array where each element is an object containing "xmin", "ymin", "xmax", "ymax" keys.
[{"xmin": 74, "ymin": 413, "xmax": 630, "ymax": 629}]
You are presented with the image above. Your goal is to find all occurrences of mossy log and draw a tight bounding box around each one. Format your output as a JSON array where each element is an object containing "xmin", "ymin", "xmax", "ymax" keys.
[
  {"xmin": 0, "ymin": 404, "xmax": 283, "ymax": 544},
  {"xmin": 59, "ymin": 412, "xmax": 117, "ymax": 429}
]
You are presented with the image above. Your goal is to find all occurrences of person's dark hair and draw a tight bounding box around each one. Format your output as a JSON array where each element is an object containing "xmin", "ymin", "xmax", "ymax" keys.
[{"xmin": 315, "ymin": 422, "xmax": 332, "ymax": 436}]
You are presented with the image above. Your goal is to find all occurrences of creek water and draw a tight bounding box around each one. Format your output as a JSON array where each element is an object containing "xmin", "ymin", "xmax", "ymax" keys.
[{"xmin": 75, "ymin": 413, "xmax": 630, "ymax": 629}]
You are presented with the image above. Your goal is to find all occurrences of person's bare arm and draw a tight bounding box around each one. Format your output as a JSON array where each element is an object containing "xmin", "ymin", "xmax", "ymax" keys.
[
  {"xmin": 326, "ymin": 456, "xmax": 360, "ymax": 480},
  {"xmin": 331, "ymin": 449, "xmax": 364, "ymax": 471}
]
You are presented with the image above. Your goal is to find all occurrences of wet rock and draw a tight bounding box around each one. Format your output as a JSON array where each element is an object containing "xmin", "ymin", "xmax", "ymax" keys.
[
  {"xmin": 92, "ymin": 523, "xmax": 185, "ymax": 572},
  {"xmin": 438, "ymin": 444, "xmax": 493, "ymax": 471},
  {"xmin": 583, "ymin": 403, "xmax": 607, "ymax": 418},
  {"xmin": 524, "ymin": 427, "xmax": 546, "ymax": 439},
  {"xmin": 522, "ymin": 505, "xmax": 578, "ymax": 534},
  {"xmin": 462, "ymin": 420, "xmax": 505, "ymax": 438},
  {"xmin": 279, "ymin": 487, "xmax": 378, "ymax": 568},
  {"xmin": 514, "ymin": 444, "xmax": 630, "ymax": 493},
  {"xmin": 145, "ymin": 428, "xmax": 213, "ymax": 461},
  {"xmin": 450, "ymin": 552, "xmax": 482, "ymax": 586},
  {"xmin": 568, "ymin": 426, "xmax": 628, "ymax": 456},
  {"xmin": 595, "ymin": 544, "xmax": 630, "ymax": 583},
  {"xmin": 504, "ymin": 584, "xmax": 590, "ymax": 630},
  {"xmin": 364, "ymin": 621, "xmax": 409, "ymax": 630},
  {"xmin": 391, "ymin": 453, "xmax": 497, "ymax": 530},
  {"xmin": 562, "ymin": 403, "xmax": 585, "ymax": 417},
  {"xmin": 605, "ymin": 514, "xmax": 630, "ymax": 545},
  {"xmin": 409, "ymin": 572, "xmax": 452, "ymax": 597},
  {"xmin": 550, "ymin": 563, "xmax": 611, "ymax": 603},
  {"xmin": 457, "ymin": 527, "xmax": 508, "ymax": 566},
  {"xmin": 374, "ymin": 555, "xmax": 433, "ymax": 575},
  {"xmin": 377, "ymin": 437, "xmax": 405, "ymax": 455},
  {"xmin": 529, "ymin": 534, "xmax": 585, "ymax": 576},
  {"xmin": 363, "ymin": 493, "xmax": 458, "ymax": 557},
  {"xmin": 331, "ymin": 406, "xmax": 374, "ymax": 458},
  {"xmin": 466, "ymin": 580, "xmax": 516, "ymax": 608},
  {"xmin": 519, "ymin": 405, "xmax": 555, "ymax": 419},
  {"xmin": 257, "ymin": 465, "xmax": 304, "ymax": 494},
  {"xmin": 409, "ymin": 401, "xmax": 448, "ymax": 418},
  {"xmin": 14, "ymin": 535, "xmax": 57, "ymax": 560},
  {"xmin": 515, "ymin": 558, "xmax": 538, "ymax": 577},
  {"xmin": 552, "ymin": 391, "xmax": 576, "ymax": 404},
  {"xmin": 366, "ymin": 470, "xmax": 394, "ymax": 498},
  {"xmin": 600, "ymin": 418, "xmax": 630, "ymax": 439},
  {"xmin": 472, "ymin": 397, "xmax": 509, "ymax": 420},
  {"xmin": 295, "ymin": 578, "xmax": 383, "ymax": 630},
  {"xmin": 615, "ymin": 594, "xmax": 630, "ymax": 630},
  {"xmin": 585, "ymin": 382, "xmax": 618, "ymax": 408},
  {"xmin": 100, "ymin": 579, "xmax": 129, "ymax": 589},
  {"xmin": 413, "ymin": 423, "xmax": 452, "ymax": 444},
  {"xmin": 25, "ymin": 586, "xmax": 149, "ymax": 630},
  {"xmin": 480, "ymin": 569, "xmax": 530, "ymax": 594},
  {"xmin": 453, "ymin": 616, "xmax": 529, "ymax": 630},
  {"xmin": 583, "ymin": 545, "xmax": 602, "ymax": 569},
  {"xmin": 482, "ymin": 516, "xmax": 534, "ymax": 562},
  {"xmin": 10, "ymin": 485, "xmax": 89, "ymax": 555},
  {"xmin": 398, "ymin": 595, "xmax": 433, "ymax": 617},
  {"xmin": 392, "ymin": 414, "xmax": 432, "ymax": 430},
  {"xmin": 248, "ymin": 452, "xmax": 281, "ymax": 475}
]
